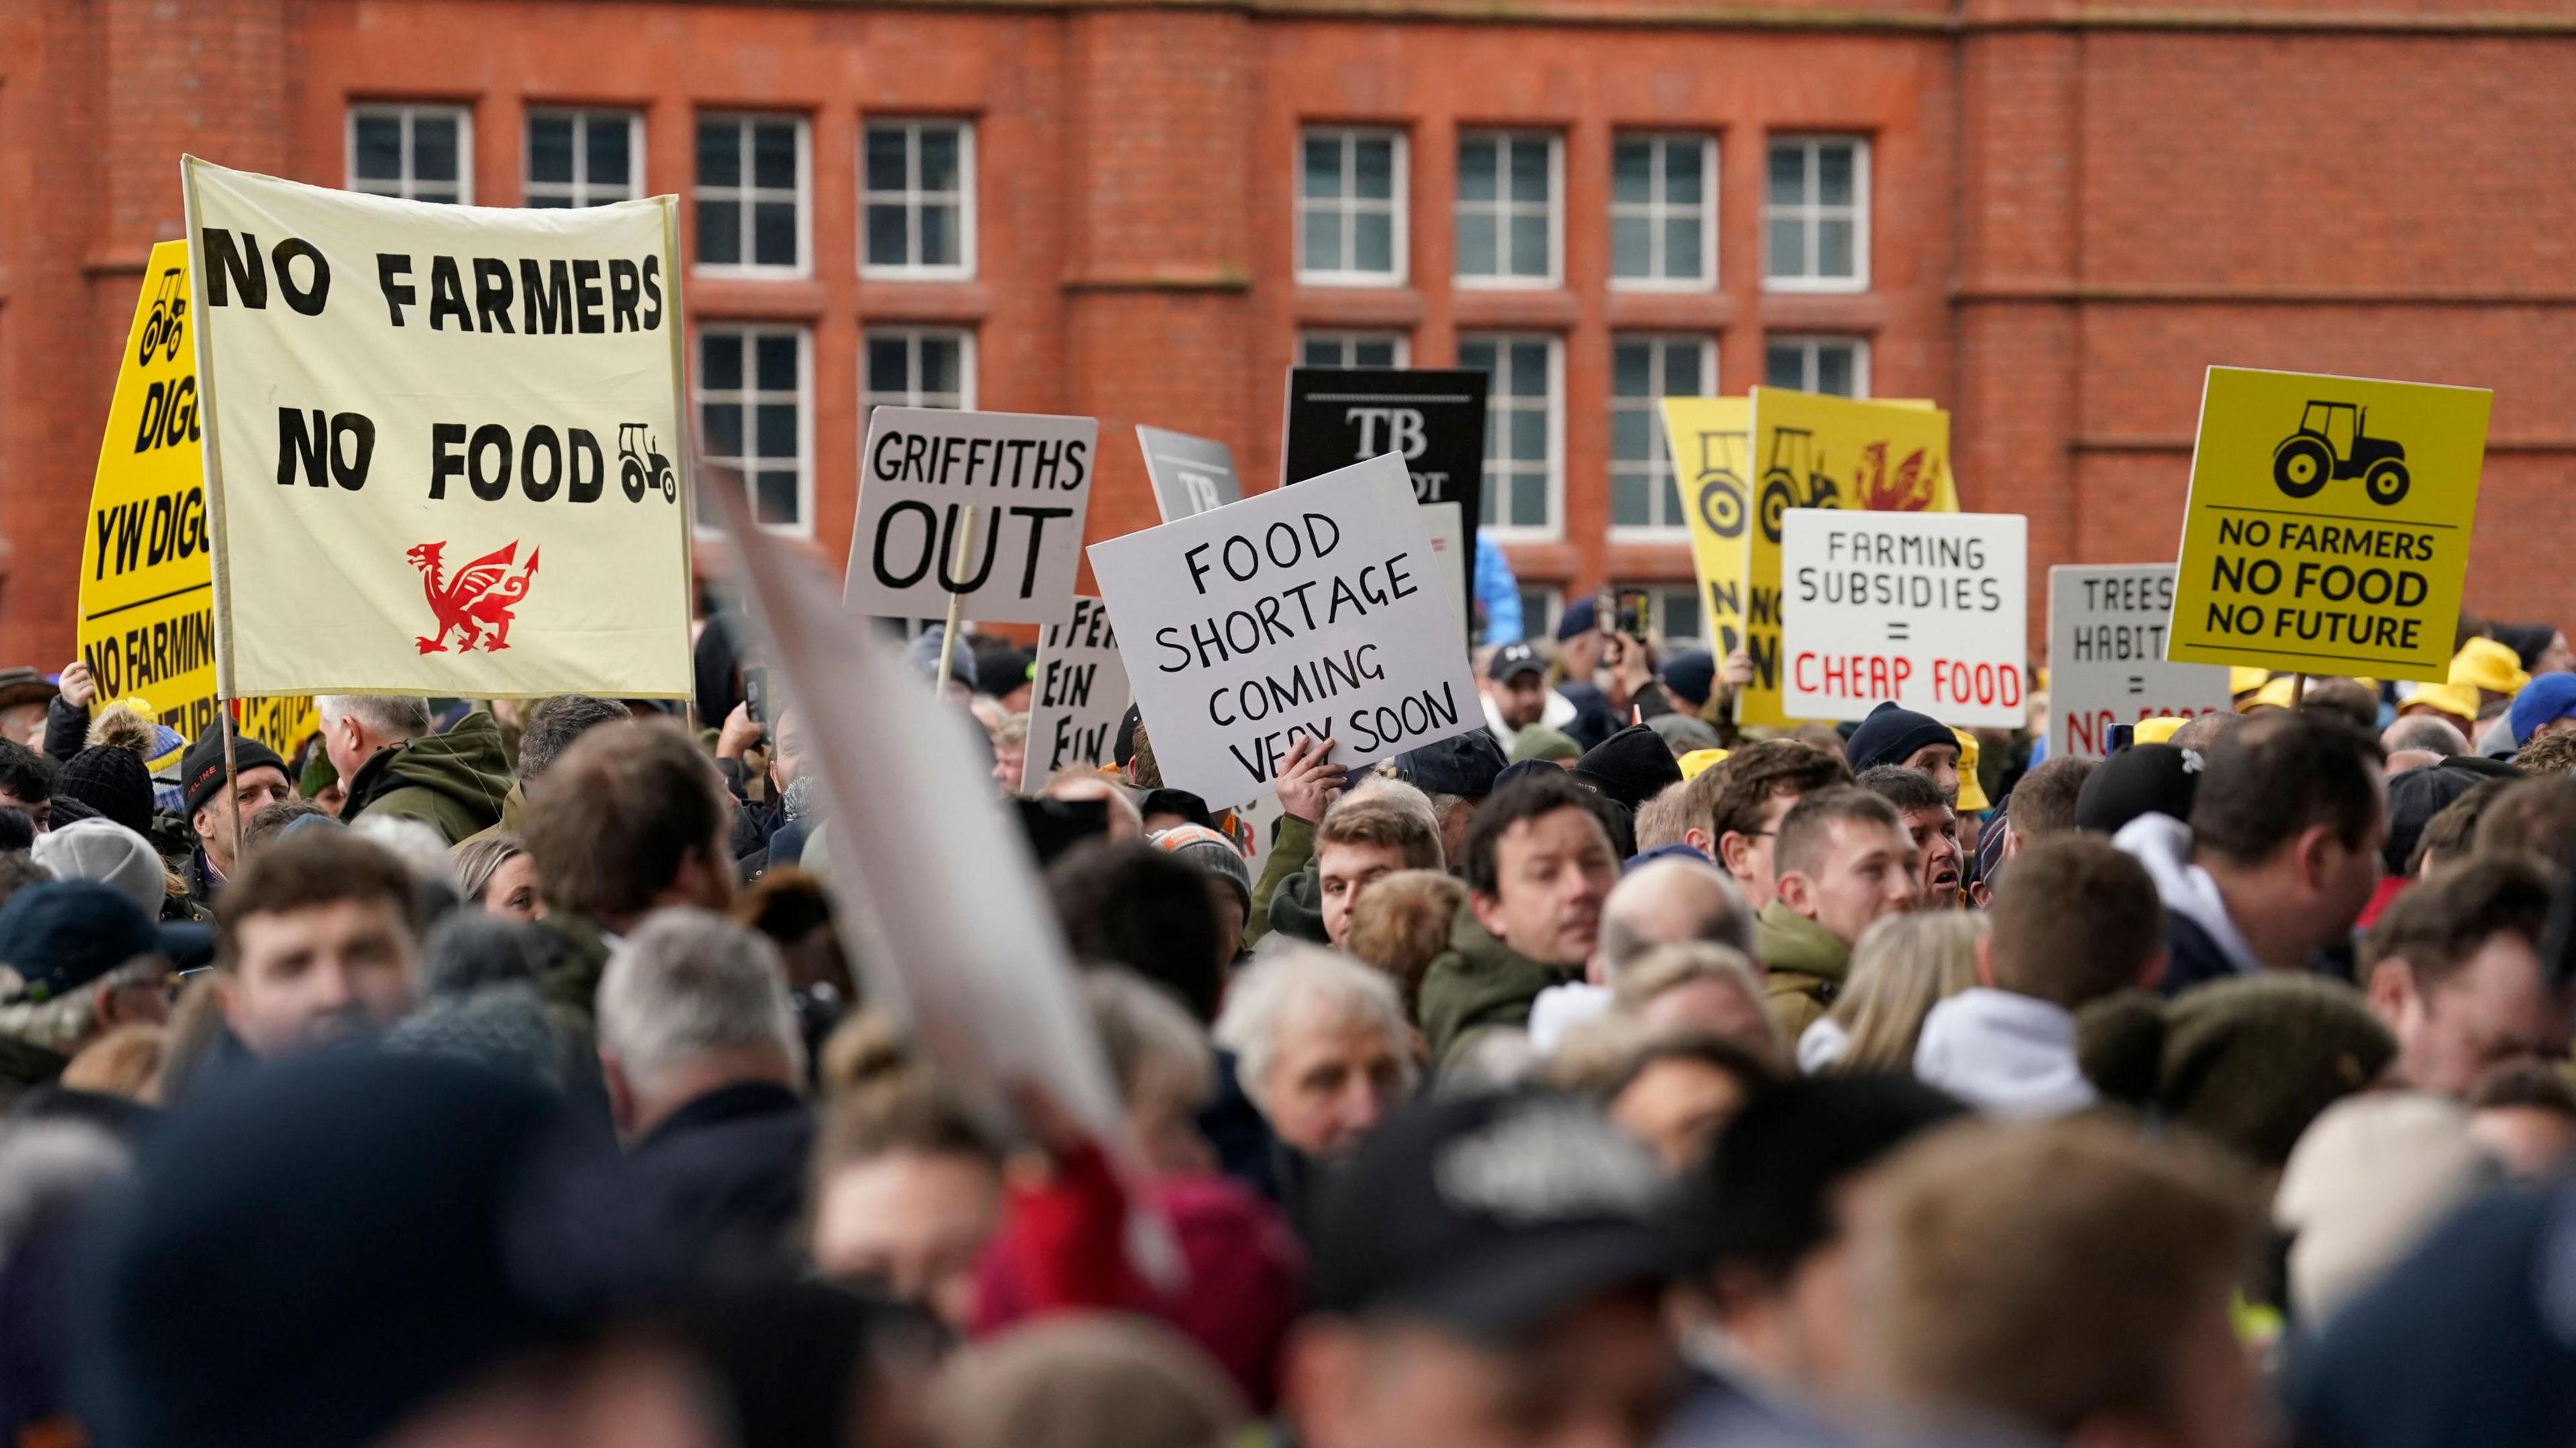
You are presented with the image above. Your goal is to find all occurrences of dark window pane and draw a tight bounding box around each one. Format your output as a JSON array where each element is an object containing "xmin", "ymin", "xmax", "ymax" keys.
[
  {"xmin": 1509, "ymin": 215, "xmax": 1549, "ymax": 277},
  {"xmin": 1768, "ymin": 144, "xmax": 1805, "ymax": 205},
  {"xmin": 1354, "ymin": 340, "xmax": 1397, "ymax": 368},
  {"xmin": 756, "ymin": 333, "xmax": 798, "ymax": 390},
  {"xmin": 1663, "ymin": 345, "xmax": 1701, "ymax": 396},
  {"xmin": 1818, "ymin": 144, "xmax": 1854, "ymax": 207},
  {"xmin": 920, "ymin": 338, "xmax": 959, "ymax": 395},
  {"xmin": 867, "ymin": 203, "xmax": 909, "ymax": 266},
  {"xmin": 1510, "ymin": 342, "xmax": 1548, "ymax": 394},
  {"xmin": 1508, "ymin": 140, "xmax": 1548, "ymax": 203},
  {"xmin": 1511, "ymin": 469, "xmax": 1545, "ymax": 526},
  {"xmin": 1459, "ymin": 340, "xmax": 1496, "ymax": 376},
  {"xmin": 757, "ymin": 471, "xmax": 800, "ymax": 526},
  {"xmin": 697, "ymin": 199, "xmax": 741, "ymax": 264},
  {"xmin": 1612, "ymin": 470, "xmax": 1650, "ymax": 526},
  {"xmin": 1665, "ymin": 142, "xmax": 1703, "ymax": 204},
  {"xmin": 1301, "ymin": 337, "xmax": 1339, "ymax": 366},
  {"xmin": 1303, "ymin": 211, "xmax": 1342, "ymax": 273},
  {"xmin": 1817, "ymin": 346, "xmax": 1856, "ymax": 397},
  {"xmin": 1766, "ymin": 219, "xmax": 1805, "ymax": 278},
  {"xmin": 921, "ymin": 204, "xmax": 956, "ymax": 267},
  {"xmin": 1612, "ymin": 217, "xmax": 1651, "ymax": 278},
  {"xmin": 868, "ymin": 336, "xmax": 910, "ymax": 392},
  {"xmin": 753, "ymin": 201, "xmax": 798, "ymax": 266},
  {"xmin": 1612, "ymin": 140, "xmax": 1652, "ymax": 205},
  {"xmin": 1611, "ymin": 408, "xmax": 1650, "ymax": 461},
  {"xmin": 1819, "ymin": 218, "xmax": 1855, "ymax": 278},
  {"xmin": 920, "ymin": 127, "xmax": 961, "ymax": 192},
  {"xmin": 702, "ymin": 333, "xmax": 743, "ymax": 390},
  {"xmin": 529, "ymin": 117, "xmax": 575, "ymax": 184},
  {"xmin": 1302, "ymin": 135, "xmax": 1342, "ymax": 199},
  {"xmin": 527, "ymin": 194, "xmax": 572, "ymax": 209},
  {"xmin": 865, "ymin": 127, "xmax": 909, "ymax": 192},
  {"xmin": 355, "ymin": 115, "xmax": 403, "ymax": 181},
  {"xmin": 1354, "ymin": 138, "xmax": 1393, "ymax": 201},
  {"xmin": 756, "ymin": 403, "xmax": 798, "ymax": 457},
  {"xmin": 1511, "ymin": 408, "xmax": 1546, "ymax": 461},
  {"xmin": 413, "ymin": 117, "xmax": 459, "ymax": 182},
  {"xmin": 1612, "ymin": 343, "xmax": 1651, "ymax": 398},
  {"xmin": 1660, "ymin": 476, "xmax": 1685, "ymax": 530},
  {"xmin": 702, "ymin": 402, "xmax": 743, "ymax": 458},
  {"xmin": 698, "ymin": 122, "xmax": 739, "ymax": 188},
  {"xmin": 1457, "ymin": 138, "xmax": 1497, "ymax": 202},
  {"xmin": 1455, "ymin": 214, "xmax": 1497, "ymax": 276},
  {"xmin": 588, "ymin": 117, "xmax": 631, "ymax": 188},
  {"xmin": 1765, "ymin": 343, "xmax": 1804, "ymax": 390},
  {"xmin": 1664, "ymin": 588, "xmax": 1701, "ymax": 639},
  {"xmin": 752, "ymin": 122, "xmax": 796, "ymax": 189},
  {"xmin": 1664, "ymin": 218, "xmax": 1703, "ymax": 278},
  {"xmin": 1352, "ymin": 210, "xmax": 1393, "ymax": 274},
  {"xmin": 415, "ymin": 188, "xmax": 460, "ymax": 206}
]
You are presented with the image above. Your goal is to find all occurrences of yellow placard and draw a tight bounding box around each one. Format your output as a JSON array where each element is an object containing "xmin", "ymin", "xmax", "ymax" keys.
[
  {"xmin": 1659, "ymin": 397, "xmax": 1752, "ymax": 655},
  {"xmin": 1739, "ymin": 389, "xmax": 1958, "ymax": 727},
  {"xmin": 76, "ymin": 241, "xmax": 313, "ymax": 757},
  {"xmin": 2165, "ymin": 367, "xmax": 2489, "ymax": 684}
]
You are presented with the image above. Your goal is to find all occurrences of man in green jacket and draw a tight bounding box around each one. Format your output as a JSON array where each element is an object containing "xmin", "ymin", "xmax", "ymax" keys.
[
  {"xmin": 323, "ymin": 695, "xmax": 512, "ymax": 846},
  {"xmin": 1756, "ymin": 785, "xmax": 1922, "ymax": 1044},
  {"xmin": 1417, "ymin": 771, "xmax": 1617, "ymax": 1070}
]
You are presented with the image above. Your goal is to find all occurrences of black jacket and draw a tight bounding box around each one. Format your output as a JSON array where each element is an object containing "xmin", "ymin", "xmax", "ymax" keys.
[{"xmin": 625, "ymin": 1081, "xmax": 815, "ymax": 1273}]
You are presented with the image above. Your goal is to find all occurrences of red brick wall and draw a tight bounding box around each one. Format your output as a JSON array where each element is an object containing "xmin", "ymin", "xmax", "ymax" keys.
[{"xmin": 5, "ymin": 0, "xmax": 2571, "ymax": 667}]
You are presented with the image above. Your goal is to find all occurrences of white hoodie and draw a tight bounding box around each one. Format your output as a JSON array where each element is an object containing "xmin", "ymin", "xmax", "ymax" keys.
[
  {"xmin": 1911, "ymin": 988, "xmax": 2098, "ymax": 1118},
  {"xmin": 1526, "ymin": 981, "xmax": 1613, "ymax": 1054},
  {"xmin": 2112, "ymin": 812, "xmax": 2261, "ymax": 978},
  {"xmin": 1484, "ymin": 685, "xmax": 1580, "ymax": 752}
]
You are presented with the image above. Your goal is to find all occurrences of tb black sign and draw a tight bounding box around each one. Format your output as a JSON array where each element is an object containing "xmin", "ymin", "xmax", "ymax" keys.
[{"xmin": 1281, "ymin": 368, "xmax": 1487, "ymax": 628}]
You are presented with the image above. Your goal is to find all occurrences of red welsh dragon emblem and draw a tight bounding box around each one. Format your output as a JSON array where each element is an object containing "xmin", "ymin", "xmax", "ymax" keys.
[{"xmin": 405, "ymin": 540, "xmax": 541, "ymax": 654}]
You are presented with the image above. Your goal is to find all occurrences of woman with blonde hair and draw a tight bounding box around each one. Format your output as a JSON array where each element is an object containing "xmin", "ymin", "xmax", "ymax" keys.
[{"xmin": 1800, "ymin": 911, "xmax": 1986, "ymax": 1074}]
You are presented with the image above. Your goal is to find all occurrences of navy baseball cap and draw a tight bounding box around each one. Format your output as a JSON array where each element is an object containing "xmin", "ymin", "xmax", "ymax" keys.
[{"xmin": 1489, "ymin": 643, "xmax": 1547, "ymax": 683}]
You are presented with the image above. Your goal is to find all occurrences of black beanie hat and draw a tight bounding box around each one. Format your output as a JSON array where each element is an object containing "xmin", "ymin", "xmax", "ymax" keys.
[
  {"xmin": 1845, "ymin": 701, "xmax": 1954, "ymax": 775},
  {"xmin": 1570, "ymin": 724, "xmax": 1684, "ymax": 811},
  {"xmin": 2382, "ymin": 756, "xmax": 2520, "ymax": 875},
  {"xmin": 179, "ymin": 722, "xmax": 288, "ymax": 820},
  {"xmin": 58, "ymin": 744, "xmax": 156, "ymax": 836},
  {"xmin": 2074, "ymin": 744, "xmax": 2202, "ymax": 835}
]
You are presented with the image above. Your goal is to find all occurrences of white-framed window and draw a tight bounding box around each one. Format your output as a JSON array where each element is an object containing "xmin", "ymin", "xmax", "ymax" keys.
[
  {"xmin": 1297, "ymin": 127, "xmax": 1407, "ymax": 285},
  {"xmin": 1764, "ymin": 135, "xmax": 1868, "ymax": 291},
  {"xmin": 863, "ymin": 120, "xmax": 974, "ymax": 279},
  {"xmin": 863, "ymin": 327, "xmax": 975, "ymax": 431},
  {"xmin": 1456, "ymin": 131, "xmax": 1560, "ymax": 287},
  {"xmin": 1610, "ymin": 335, "xmax": 1716, "ymax": 535},
  {"xmin": 1458, "ymin": 333, "xmax": 1561, "ymax": 536},
  {"xmin": 1299, "ymin": 331, "xmax": 1411, "ymax": 369},
  {"xmin": 525, "ymin": 109, "xmax": 641, "ymax": 208},
  {"xmin": 1611, "ymin": 133, "xmax": 1715, "ymax": 290},
  {"xmin": 696, "ymin": 113, "xmax": 809, "ymax": 275},
  {"xmin": 1627, "ymin": 584, "xmax": 1704, "ymax": 643},
  {"xmin": 347, "ymin": 104, "xmax": 471, "ymax": 203},
  {"xmin": 1765, "ymin": 335, "xmax": 1870, "ymax": 398},
  {"xmin": 1517, "ymin": 586, "xmax": 1561, "ymax": 643},
  {"xmin": 698, "ymin": 325, "xmax": 812, "ymax": 534}
]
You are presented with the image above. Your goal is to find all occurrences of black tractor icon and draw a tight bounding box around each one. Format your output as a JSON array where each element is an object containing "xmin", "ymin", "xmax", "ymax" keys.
[
  {"xmin": 1690, "ymin": 429, "xmax": 1748, "ymax": 540},
  {"xmin": 1758, "ymin": 427, "xmax": 1840, "ymax": 543},
  {"xmin": 2273, "ymin": 401, "xmax": 2408, "ymax": 506},
  {"xmin": 618, "ymin": 424, "xmax": 677, "ymax": 503}
]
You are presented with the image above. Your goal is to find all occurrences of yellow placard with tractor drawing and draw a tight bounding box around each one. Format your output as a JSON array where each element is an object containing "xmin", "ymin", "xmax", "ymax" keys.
[
  {"xmin": 1660, "ymin": 397, "xmax": 1752, "ymax": 656},
  {"xmin": 1739, "ymin": 389, "xmax": 1959, "ymax": 727},
  {"xmin": 2165, "ymin": 367, "xmax": 2488, "ymax": 684},
  {"xmin": 76, "ymin": 240, "xmax": 313, "ymax": 757}
]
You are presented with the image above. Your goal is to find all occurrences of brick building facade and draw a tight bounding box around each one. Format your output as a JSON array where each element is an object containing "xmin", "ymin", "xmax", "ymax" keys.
[{"xmin": 6, "ymin": 0, "xmax": 2573, "ymax": 667}]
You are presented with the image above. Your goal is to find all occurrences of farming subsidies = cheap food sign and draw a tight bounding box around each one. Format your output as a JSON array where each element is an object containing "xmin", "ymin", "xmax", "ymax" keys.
[
  {"xmin": 2047, "ymin": 565, "xmax": 2231, "ymax": 760},
  {"xmin": 1779, "ymin": 508, "xmax": 2028, "ymax": 730},
  {"xmin": 2165, "ymin": 366, "xmax": 2489, "ymax": 684},
  {"xmin": 845, "ymin": 406, "xmax": 1097, "ymax": 626},
  {"xmin": 1087, "ymin": 452, "xmax": 1479, "ymax": 804},
  {"xmin": 1020, "ymin": 596, "xmax": 1132, "ymax": 791},
  {"xmin": 180, "ymin": 158, "xmax": 694, "ymax": 698},
  {"xmin": 78, "ymin": 239, "xmax": 313, "ymax": 755}
]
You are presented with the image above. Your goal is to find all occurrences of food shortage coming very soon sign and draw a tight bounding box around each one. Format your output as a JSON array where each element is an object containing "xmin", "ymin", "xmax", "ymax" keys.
[
  {"xmin": 1088, "ymin": 451, "xmax": 1479, "ymax": 805},
  {"xmin": 181, "ymin": 158, "xmax": 695, "ymax": 700},
  {"xmin": 1779, "ymin": 508, "xmax": 2028, "ymax": 730},
  {"xmin": 1020, "ymin": 596, "xmax": 1132, "ymax": 791},
  {"xmin": 2047, "ymin": 565, "xmax": 2233, "ymax": 759},
  {"xmin": 845, "ymin": 407, "xmax": 1097, "ymax": 627},
  {"xmin": 78, "ymin": 238, "xmax": 313, "ymax": 752},
  {"xmin": 2165, "ymin": 366, "xmax": 2489, "ymax": 684}
]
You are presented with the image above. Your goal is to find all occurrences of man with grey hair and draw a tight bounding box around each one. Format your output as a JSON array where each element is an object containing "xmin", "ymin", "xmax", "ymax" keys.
[
  {"xmin": 596, "ymin": 907, "xmax": 812, "ymax": 1259},
  {"xmin": 1527, "ymin": 854, "xmax": 1753, "ymax": 1054},
  {"xmin": 466, "ymin": 693, "xmax": 632, "ymax": 845},
  {"xmin": 2383, "ymin": 713, "xmax": 2469, "ymax": 760},
  {"xmin": 1214, "ymin": 942, "xmax": 1417, "ymax": 1201},
  {"xmin": 325, "ymin": 693, "xmax": 511, "ymax": 845}
]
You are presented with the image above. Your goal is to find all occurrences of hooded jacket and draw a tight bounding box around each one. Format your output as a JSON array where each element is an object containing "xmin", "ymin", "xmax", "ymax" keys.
[
  {"xmin": 2112, "ymin": 812, "xmax": 2261, "ymax": 996},
  {"xmin": 1417, "ymin": 907, "xmax": 1580, "ymax": 1070},
  {"xmin": 338, "ymin": 710, "xmax": 513, "ymax": 846},
  {"xmin": 1911, "ymin": 988, "xmax": 2098, "ymax": 1117},
  {"xmin": 1754, "ymin": 901, "xmax": 1849, "ymax": 1044}
]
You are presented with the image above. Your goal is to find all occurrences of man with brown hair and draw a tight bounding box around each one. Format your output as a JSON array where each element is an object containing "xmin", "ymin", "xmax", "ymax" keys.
[
  {"xmin": 1312, "ymin": 787, "xmax": 1444, "ymax": 952},
  {"xmin": 525, "ymin": 717, "xmax": 738, "ymax": 1014},
  {"xmin": 1913, "ymin": 835, "xmax": 2165, "ymax": 1117},
  {"xmin": 1757, "ymin": 787, "xmax": 1919, "ymax": 1041},
  {"xmin": 215, "ymin": 831, "xmax": 423, "ymax": 1059},
  {"xmin": 1690, "ymin": 740, "xmax": 1851, "ymax": 910},
  {"xmin": 2362, "ymin": 855, "xmax": 2567, "ymax": 1097},
  {"xmin": 2471, "ymin": 776, "xmax": 2576, "ymax": 873},
  {"xmin": 1850, "ymin": 1116, "xmax": 2263, "ymax": 1448},
  {"xmin": 2001, "ymin": 755, "xmax": 2094, "ymax": 855}
]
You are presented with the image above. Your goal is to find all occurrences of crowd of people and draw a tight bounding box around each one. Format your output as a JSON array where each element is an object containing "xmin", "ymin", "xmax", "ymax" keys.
[{"xmin": 3, "ymin": 598, "xmax": 2576, "ymax": 1448}]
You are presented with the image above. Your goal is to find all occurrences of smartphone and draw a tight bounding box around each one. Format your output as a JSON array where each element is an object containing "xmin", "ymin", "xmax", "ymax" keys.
[
  {"xmin": 2107, "ymin": 723, "xmax": 2137, "ymax": 755},
  {"xmin": 743, "ymin": 664, "xmax": 772, "ymax": 725},
  {"xmin": 1597, "ymin": 588, "xmax": 1654, "ymax": 641}
]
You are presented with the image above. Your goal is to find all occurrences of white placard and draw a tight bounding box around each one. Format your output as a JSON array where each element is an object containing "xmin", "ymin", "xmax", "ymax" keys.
[
  {"xmin": 844, "ymin": 406, "xmax": 1096, "ymax": 625},
  {"xmin": 2048, "ymin": 564, "xmax": 2232, "ymax": 759},
  {"xmin": 1780, "ymin": 508, "xmax": 2029, "ymax": 729},
  {"xmin": 1021, "ymin": 594, "xmax": 1132, "ymax": 790},
  {"xmin": 1087, "ymin": 452, "xmax": 1479, "ymax": 802}
]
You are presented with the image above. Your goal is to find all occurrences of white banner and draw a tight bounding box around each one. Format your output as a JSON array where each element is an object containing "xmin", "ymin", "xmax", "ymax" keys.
[
  {"xmin": 2048, "ymin": 564, "xmax": 2232, "ymax": 759},
  {"xmin": 844, "ymin": 406, "xmax": 1095, "ymax": 625},
  {"xmin": 1087, "ymin": 452, "xmax": 1478, "ymax": 803},
  {"xmin": 1780, "ymin": 508, "xmax": 2029, "ymax": 729},
  {"xmin": 1021, "ymin": 595, "xmax": 1132, "ymax": 790},
  {"xmin": 180, "ymin": 158, "xmax": 692, "ymax": 698}
]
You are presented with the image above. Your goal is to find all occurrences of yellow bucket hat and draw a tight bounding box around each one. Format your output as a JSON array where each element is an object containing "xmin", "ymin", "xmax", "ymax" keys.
[
  {"xmin": 2401, "ymin": 681, "xmax": 2480, "ymax": 726},
  {"xmin": 2133, "ymin": 716, "xmax": 2189, "ymax": 745},
  {"xmin": 1677, "ymin": 748, "xmax": 1729, "ymax": 781},
  {"xmin": 1950, "ymin": 728, "xmax": 1990, "ymax": 812},
  {"xmin": 2451, "ymin": 637, "xmax": 2530, "ymax": 696}
]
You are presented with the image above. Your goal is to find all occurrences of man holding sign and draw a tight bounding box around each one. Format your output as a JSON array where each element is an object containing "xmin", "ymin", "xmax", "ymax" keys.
[{"xmin": 1088, "ymin": 453, "xmax": 1478, "ymax": 804}]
